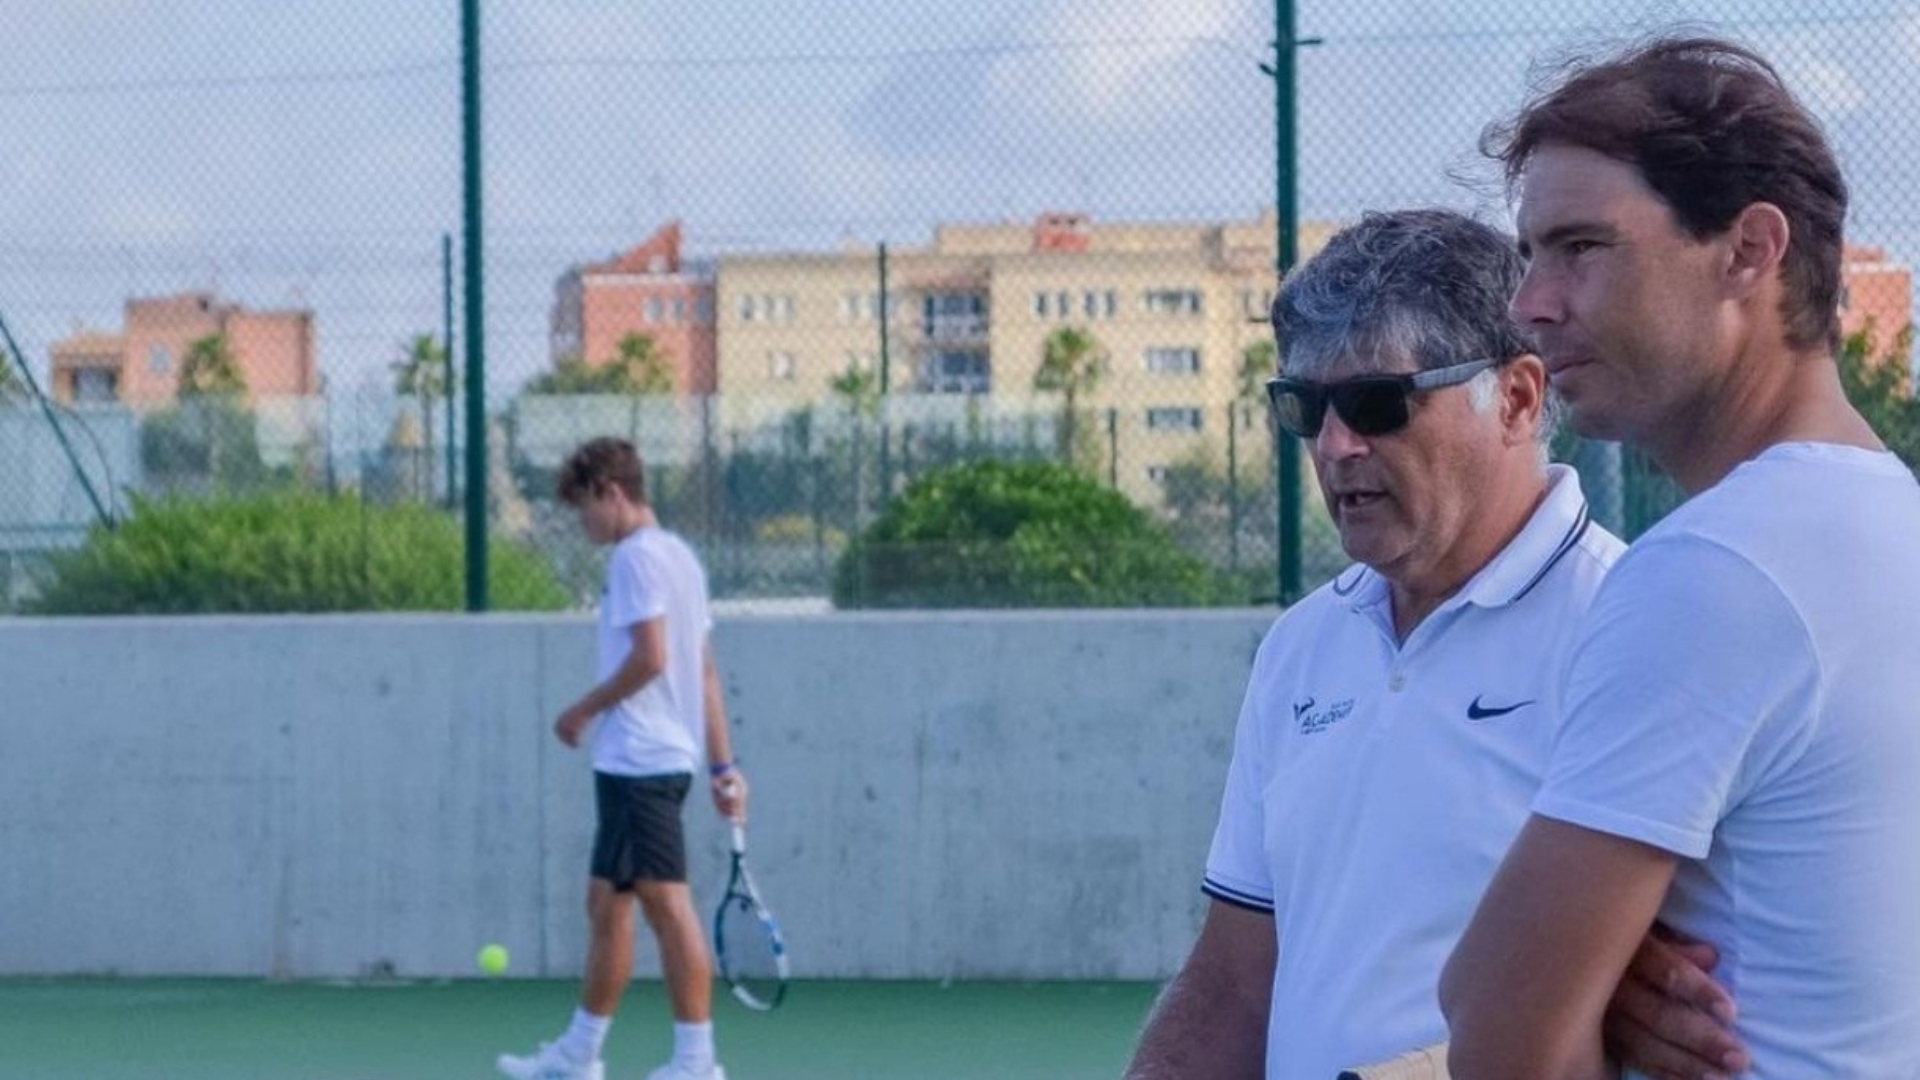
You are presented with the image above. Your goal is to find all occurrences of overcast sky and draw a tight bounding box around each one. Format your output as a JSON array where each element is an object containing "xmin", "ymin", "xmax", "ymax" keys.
[{"xmin": 0, "ymin": 0, "xmax": 1912, "ymax": 396}]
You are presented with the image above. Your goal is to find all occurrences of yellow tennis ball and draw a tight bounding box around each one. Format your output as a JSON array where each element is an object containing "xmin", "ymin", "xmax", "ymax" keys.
[{"xmin": 477, "ymin": 943, "xmax": 510, "ymax": 976}]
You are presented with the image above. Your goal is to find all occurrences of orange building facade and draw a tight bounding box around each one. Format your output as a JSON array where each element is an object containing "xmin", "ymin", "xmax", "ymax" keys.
[
  {"xmin": 549, "ymin": 221, "xmax": 718, "ymax": 394},
  {"xmin": 48, "ymin": 292, "xmax": 317, "ymax": 408}
]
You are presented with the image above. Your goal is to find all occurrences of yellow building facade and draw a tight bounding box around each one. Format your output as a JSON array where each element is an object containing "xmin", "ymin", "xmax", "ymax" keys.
[{"xmin": 715, "ymin": 210, "xmax": 1333, "ymax": 502}]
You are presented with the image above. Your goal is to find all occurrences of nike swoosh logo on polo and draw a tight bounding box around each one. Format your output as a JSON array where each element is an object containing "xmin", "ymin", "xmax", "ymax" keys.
[{"xmin": 1466, "ymin": 695, "xmax": 1535, "ymax": 721}]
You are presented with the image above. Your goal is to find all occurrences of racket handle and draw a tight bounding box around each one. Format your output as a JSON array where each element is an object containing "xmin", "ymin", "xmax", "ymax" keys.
[
  {"xmin": 1337, "ymin": 1043, "xmax": 1450, "ymax": 1080},
  {"xmin": 730, "ymin": 822, "xmax": 747, "ymax": 854}
]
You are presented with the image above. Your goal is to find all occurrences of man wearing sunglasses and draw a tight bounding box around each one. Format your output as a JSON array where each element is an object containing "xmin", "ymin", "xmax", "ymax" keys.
[{"xmin": 1126, "ymin": 209, "xmax": 1738, "ymax": 1080}]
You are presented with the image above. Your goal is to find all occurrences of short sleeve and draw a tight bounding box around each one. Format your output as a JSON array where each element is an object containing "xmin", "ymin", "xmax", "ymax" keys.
[
  {"xmin": 1203, "ymin": 636, "xmax": 1282, "ymax": 913},
  {"xmin": 605, "ymin": 540, "xmax": 667, "ymax": 631},
  {"xmin": 1532, "ymin": 535, "xmax": 1820, "ymax": 858}
]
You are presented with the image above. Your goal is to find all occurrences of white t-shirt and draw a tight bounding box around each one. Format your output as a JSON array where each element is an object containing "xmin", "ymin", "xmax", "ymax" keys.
[
  {"xmin": 1205, "ymin": 466, "xmax": 1623, "ymax": 1080},
  {"xmin": 592, "ymin": 526, "xmax": 714, "ymax": 777},
  {"xmin": 1535, "ymin": 443, "xmax": 1920, "ymax": 1077}
]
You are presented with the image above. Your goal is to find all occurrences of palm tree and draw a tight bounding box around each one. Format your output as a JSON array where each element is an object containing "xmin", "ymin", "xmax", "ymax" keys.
[
  {"xmin": 1238, "ymin": 339, "xmax": 1277, "ymax": 404},
  {"xmin": 392, "ymin": 333, "xmax": 451, "ymax": 500},
  {"xmin": 830, "ymin": 361, "xmax": 883, "ymax": 526},
  {"xmin": 525, "ymin": 335, "xmax": 675, "ymax": 396},
  {"xmin": 173, "ymin": 333, "xmax": 253, "ymax": 489},
  {"xmin": 611, "ymin": 333, "xmax": 675, "ymax": 396},
  {"xmin": 177, "ymin": 333, "xmax": 245, "ymax": 399},
  {"xmin": 829, "ymin": 362, "xmax": 880, "ymax": 419},
  {"xmin": 1034, "ymin": 326, "xmax": 1106, "ymax": 465}
]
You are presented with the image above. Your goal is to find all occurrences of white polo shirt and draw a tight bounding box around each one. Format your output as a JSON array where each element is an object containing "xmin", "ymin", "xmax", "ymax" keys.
[
  {"xmin": 592, "ymin": 526, "xmax": 714, "ymax": 778},
  {"xmin": 1535, "ymin": 443, "xmax": 1920, "ymax": 1077},
  {"xmin": 1204, "ymin": 465, "xmax": 1623, "ymax": 1080}
]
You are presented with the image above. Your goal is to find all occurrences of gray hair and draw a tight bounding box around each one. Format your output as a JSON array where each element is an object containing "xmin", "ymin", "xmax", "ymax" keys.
[{"xmin": 1270, "ymin": 209, "xmax": 1557, "ymax": 443}]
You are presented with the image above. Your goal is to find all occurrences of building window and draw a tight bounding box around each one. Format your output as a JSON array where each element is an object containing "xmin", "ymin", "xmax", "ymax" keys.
[
  {"xmin": 1079, "ymin": 290, "xmax": 1117, "ymax": 319},
  {"xmin": 1838, "ymin": 284, "xmax": 1853, "ymax": 311},
  {"xmin": 739, "ymin": 295, "xmax": 760, "ymax": 323},
  {"xmin": 845, "ymin": 351, "xmax": 876, "ymax": 372},
  {"xmin": 671, "ymin": 298, "xmax": 685, "ymax": 325},
  {"xmin": 919, "ymin": 350, "xmax": 990, "ymax": 394},
  {"xmin": 1146, "ymin": 465, "xmax": 1170, "ymax": 484},
  {"xmin": 695, "ymin": 296, "xmax": 714, "ymax": 325},
  {"xmin": 768, "ymin": 294, "xmax": 795, "ymax": 324},
  {"xmin": 1146, "ymin": 406, "xmax": 1204, "ymax": 432},
  {"xmin": 148, "ymin": 344, "xmax": 172, "ymax": 375},
  {"xmin": 842, "ymin": 292, "xmax": 879, "ymax": 324},
  {"xmin": 768, "ymin": 351, "xmax": 796, "ymax": 380},
  {"xmin": 1033, "ymin": 292, "xmax": 1050, "ymax": 319},
  {"xmin": 1243, "ymin": 289, "xmax": 1275, "ymax": 319},
  {"xmin": 1145, "ymin": 347, "xmax": 1201, "ymax": 375},
  {"xmin": 1144, "ymin": 289, "xmax": 1203, "ymax": 316},
  {"xmin": 923, "ymin": 292, "xmax": 988, "ymax": 341},
  {"xmin": 74, "ymin": 368, "xmax": 119, "ymax": 403},
  {"xmin": 645, "ymin": 297, "xmax": 664, "ymax": 325}
]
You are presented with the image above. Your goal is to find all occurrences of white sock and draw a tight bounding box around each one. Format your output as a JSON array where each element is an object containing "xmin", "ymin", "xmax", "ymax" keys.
[
  {"xmin": 673, "ymin": 1021, "xmax": 716, "ymax": 1071},
  {"xmin": 559, "ymin": 1007, "xmax": 612, "ymax": 1065}
]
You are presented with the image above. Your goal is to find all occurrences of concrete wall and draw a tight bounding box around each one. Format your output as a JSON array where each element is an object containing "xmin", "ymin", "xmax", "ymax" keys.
[{"xmin": 0, "ymin": 610, "xmax": 1272, "ymax": 980}]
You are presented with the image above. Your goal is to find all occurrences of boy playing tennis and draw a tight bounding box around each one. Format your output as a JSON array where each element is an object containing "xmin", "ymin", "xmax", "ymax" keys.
[{"xmin": 499, "ymin": 436, "xmax": 747, "ymax": 1080}]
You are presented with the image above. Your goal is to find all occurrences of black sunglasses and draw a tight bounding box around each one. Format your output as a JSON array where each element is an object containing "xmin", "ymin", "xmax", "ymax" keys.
[{"xmin": 1265, "ymin": 358, "xmax": 1498, "ymax": 439}]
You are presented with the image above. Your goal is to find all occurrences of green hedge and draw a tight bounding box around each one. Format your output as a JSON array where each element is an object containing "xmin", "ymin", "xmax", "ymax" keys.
[
  {"xmin": 28, "ymin": 491, "xmax": 570, "ymax": 614},
  {"xmin": 833, "ymin": 459, "xmax": 1232, "ymax": 608}
]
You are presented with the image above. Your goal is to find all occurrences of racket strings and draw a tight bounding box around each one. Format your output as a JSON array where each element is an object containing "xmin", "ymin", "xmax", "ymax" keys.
[{"xmin": 717, "ymin": 891, "xmax": 785, "ymax": 1007}]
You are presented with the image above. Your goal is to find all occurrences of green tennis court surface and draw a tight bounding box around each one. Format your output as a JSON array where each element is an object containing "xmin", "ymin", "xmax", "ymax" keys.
[{"xmin": 0, "ymin": 978, "xmax": 1158, "ymax": 1080}]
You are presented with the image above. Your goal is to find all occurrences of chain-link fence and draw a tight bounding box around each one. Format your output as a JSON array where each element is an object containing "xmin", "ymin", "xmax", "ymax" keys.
[{"xmin": 1, "ymin": 3, "xmax": 1914, "ymax": 613}]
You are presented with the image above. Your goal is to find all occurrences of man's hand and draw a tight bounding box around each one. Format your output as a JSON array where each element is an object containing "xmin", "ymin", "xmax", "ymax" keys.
[
  {"xmin": 553, "ymin": 703, "xmax": 595, "ymax": 748},
  {"xmin": 1604, "ymin": 924, "xmax": 1751, "ymax": 1080},
  {"xmin": 713, "ymin": 767, "xmax": 749, "ymax": 821}
]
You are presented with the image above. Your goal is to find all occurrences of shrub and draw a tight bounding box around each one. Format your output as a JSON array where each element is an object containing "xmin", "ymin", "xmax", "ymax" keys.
[
  {"xmin": 832, "ymin": 459, "xmax": 1231, "ymax": 608},
  {"xmin": 27, "ymin": 491, "xmax": 569, "ymax": 614}
]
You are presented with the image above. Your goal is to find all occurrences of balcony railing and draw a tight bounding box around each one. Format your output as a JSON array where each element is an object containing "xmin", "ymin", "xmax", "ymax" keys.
[{"xmin": 924, "ymin": 314, "xmax": 989, "ymax": 342}]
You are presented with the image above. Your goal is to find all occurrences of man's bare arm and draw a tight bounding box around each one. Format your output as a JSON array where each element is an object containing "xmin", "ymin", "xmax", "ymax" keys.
[
  {"xmin": 702, "ymin": 638, "xmax": 747, "ymax": 819},
  {"xmin": 1124, "ymin": 899, "xmax": 1274, "ymax": 1080},
  {"xmin": 1439, "ymin": 816, "xmax": 1678, "ymax": 1080},
  {"xmin": 555, "ymin": 617, "xmax": 667, "ymax": 746}
]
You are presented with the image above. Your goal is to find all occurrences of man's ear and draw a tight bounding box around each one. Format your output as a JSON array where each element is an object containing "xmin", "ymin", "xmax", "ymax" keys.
[
  {"xmin": 1724, "ymin": 202, "xmax": 1790, "ymax": 299},
  {"xmin": 1501, "ymin": 355, "xmax": 1549, "ymax": 447}
]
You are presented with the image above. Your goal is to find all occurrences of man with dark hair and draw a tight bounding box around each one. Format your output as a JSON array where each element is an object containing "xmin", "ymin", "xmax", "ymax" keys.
[
  {"xmin": 500, "ymin": 436, "xmax": 746, "ymax": 1080},
  {"xmin": 1442, "ymin": 36, "xmax": 1920, "ymax": 1079},
  {"xmin": 1123, "ymin": 209, "xmax": 1735, "ymax": 1079}
]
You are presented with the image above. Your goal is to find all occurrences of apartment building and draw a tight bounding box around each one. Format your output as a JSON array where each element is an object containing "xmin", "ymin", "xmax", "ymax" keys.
[
  {"xmin": 549, "ymin": 221, "xmax": 717, "ymax": 394},
  {"xmin": 47, "ymin": 292, "xmax": 317, "ymax": 409},
  {"xmin": 715, "ymin": 210, "xmax": 1337, "ymax": 500},
  {"xmin": 541, "ymin": 215, "xmax": 1912, "ymax": 505}
]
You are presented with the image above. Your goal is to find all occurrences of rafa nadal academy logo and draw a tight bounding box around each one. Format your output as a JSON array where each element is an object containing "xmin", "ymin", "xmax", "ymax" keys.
[{"xmin": 1292, "ymin": 696, "xmax": 1355, "ymax": 736}]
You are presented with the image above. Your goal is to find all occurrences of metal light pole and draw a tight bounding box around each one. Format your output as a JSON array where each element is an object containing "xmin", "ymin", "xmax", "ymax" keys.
[
  {"xmin": 461, "ymin": 0, "xmax": 489, "ymax": 611},
  {"xmin": 1264, "ymin": 1, "xmax": 1318, "ymax": 604}
]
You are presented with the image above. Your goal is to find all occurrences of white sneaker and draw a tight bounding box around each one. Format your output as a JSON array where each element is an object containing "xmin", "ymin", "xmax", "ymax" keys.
[
  {"xmin": 645, "ymin": 1063, "xmax": 726, "ymax": 1080},
  {"xmin": 496, "ymin": 1041, "xmax": 606, "ymax": 1080}
]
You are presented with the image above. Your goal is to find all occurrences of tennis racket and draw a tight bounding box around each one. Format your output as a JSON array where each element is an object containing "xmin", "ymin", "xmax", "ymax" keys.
[
  {"xmin": 713, "ymin": 819, "xmax": 789, "ymax": 1010},
  {"xmin": 1336, "ymin": 1042, "xmax": 1450, "ymax": 1080}
]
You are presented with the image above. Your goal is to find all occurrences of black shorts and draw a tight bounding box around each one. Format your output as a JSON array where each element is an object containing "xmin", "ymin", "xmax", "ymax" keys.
[{"xmin": 591, "ymin": 771, "xmax": 692, "ymax": 890}]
